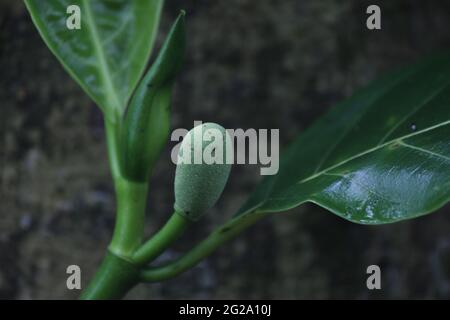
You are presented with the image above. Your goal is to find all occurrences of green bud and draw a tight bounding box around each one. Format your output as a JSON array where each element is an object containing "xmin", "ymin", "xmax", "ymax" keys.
[
  {"xmin": 174, "ymin": 122, "xmax": 232, "ymax": 221},
  {"xmin": 121, "ymin": 11, "xmax": 186, "ymax": 182}
]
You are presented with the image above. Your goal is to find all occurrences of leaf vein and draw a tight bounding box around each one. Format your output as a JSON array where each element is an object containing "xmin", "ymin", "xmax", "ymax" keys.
[
  {"xmin": 377, "ymin": 80, "xmax": 450, "ymax": 145},
  {"xmin": 82, "ymin": 0, "xmax": 122, "ymax": 113},
  {"xmin": 298, "ymin": 120, "xmax": 450, "ymax": 184},
  {"xmin": 398, "ymin": 141, "xmax": 450, "ymax": 162}
]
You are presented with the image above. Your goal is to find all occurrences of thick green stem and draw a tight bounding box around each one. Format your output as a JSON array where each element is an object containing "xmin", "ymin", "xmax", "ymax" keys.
[
  {"xmin": 104, "ymin": 118, "xmax": 121, "ymax": 179},
  {"xmin": 139, "ymin": 211, "xmax": 268, "ymax": 282},
  {"xmin": 133, "ymin": 211, "xmax": 190, "ymax": 265},
  {"xmin": 104, "ymin": 118, "xmax": 149, "ymax": 258},
  {"xmin": 80, "ymin": 251, "xmax": 139, "ymax": 300},
  {"xmin": 81, "ymin": 119, "xmax": 148, "ymax": 299},
  {"xmin": 109, "ymin": 176, "xmax": 148, "ymax": 258}
]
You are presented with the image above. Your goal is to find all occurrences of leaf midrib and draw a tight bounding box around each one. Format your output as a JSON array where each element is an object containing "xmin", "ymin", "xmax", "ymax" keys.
[
  {"xmin": 299, "ymin": 75, "xmax": 450, "ymax": 185},
  {"xmin": 377, "ymin": 79, "xmax": 450, "ymax": 145},
  {"xmin": 297, "ymin": 120, "xmax": 450, "ymax": 185},
  {"xmin": 241, "ymin": 110, "xmax": 450, "ymax": 215},
  {"xmin": 314, "ymin": 73, "xmax": 450, "ymax": 176},
  {"xmin": 264, "ymin": 126, "xmax": 450, "ymax": 212},
  {"xmin": 82, "ymin": 0, "xmax": 121, "ymax": 114}
]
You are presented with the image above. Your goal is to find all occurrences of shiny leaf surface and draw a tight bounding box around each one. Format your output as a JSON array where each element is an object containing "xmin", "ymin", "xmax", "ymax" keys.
[
  {"xmin": 239, "ymin": 52, "xmax": 450, "ymax": 224},
  {"xmin": 24, "ymin": 0, "xmax": 164, "ymax": 119}
]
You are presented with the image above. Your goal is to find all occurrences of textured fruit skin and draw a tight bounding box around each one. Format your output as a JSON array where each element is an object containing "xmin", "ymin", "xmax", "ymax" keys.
[{"xmin": 174, "ymin": 123, "xmax": 232, "ymax": 221}]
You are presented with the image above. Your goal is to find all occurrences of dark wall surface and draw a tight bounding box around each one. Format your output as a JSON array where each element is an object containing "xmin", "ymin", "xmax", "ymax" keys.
[{"xmin": 1, "ymin": 0, "xmax": 450, "ymax": 299}]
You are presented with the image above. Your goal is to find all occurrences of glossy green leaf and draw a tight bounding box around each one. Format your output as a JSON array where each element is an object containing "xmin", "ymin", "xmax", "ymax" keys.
[
  {"xmin": 24, "ymin": 0, "xmax": 164, "ymax": 120},
  {"xmin": 239, "ymin": 51, "xmax": 450, "ymax": 224}
]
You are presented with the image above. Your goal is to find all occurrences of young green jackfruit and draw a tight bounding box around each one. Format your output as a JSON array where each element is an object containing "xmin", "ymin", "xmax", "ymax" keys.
[
  {"xmin": 121, "ymin": 11, "xmax": 186, "ymax": 182},
  {"xmin": 174, "ymin": 123, "xmax": 232, "ymax": 221}
]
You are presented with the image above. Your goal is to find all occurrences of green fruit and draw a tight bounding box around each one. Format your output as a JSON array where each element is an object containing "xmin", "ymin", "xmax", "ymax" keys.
[
  {"xmin": 121, "ymin": 11, "xmax": 185, "ymax": 182},
  {"xmin": 174, "ymin": 123, "xmax": 232, "ymax": 221}
]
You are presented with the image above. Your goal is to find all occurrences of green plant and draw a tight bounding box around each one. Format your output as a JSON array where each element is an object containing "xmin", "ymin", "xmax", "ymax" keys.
[{"xmin": 24, "ymin": 0, "xmax": 450, "ymax": 299}]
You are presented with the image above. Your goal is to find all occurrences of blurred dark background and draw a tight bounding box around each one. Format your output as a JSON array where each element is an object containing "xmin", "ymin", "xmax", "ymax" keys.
[{"xmin": 1, "ymin": 0, "xmax": 450, "ymax": 299}]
